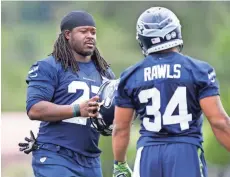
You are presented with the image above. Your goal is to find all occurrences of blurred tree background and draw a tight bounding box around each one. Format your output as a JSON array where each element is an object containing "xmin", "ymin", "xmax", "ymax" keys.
[{"xmin": 2, "ymin": 1, "xmax": 230, "ymax": 177}]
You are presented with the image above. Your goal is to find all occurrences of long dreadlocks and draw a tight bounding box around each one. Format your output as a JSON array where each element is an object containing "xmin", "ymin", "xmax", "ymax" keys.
[{"xmin": 50, "ymin": 32, "xmax": 112, "ymax": 79}]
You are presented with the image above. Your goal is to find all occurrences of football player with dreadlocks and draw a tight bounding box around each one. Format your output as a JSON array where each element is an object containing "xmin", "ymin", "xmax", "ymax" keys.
[
  {"xmin": 19, "ymin": 10, "xmax": 115, "ymax": 177},
  {"xmin": 112, "ymin": 7, "xmax": 230, "ymax": 177}
]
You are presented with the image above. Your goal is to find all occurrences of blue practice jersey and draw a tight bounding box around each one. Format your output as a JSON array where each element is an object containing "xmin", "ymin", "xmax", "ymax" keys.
[
  {"xmin": 26, "ymin": 56, "xmax": 115, "ymax": 157},
  {"xmin": 115, "ymin": 52, "xmax": 219, "ymax": 149}
]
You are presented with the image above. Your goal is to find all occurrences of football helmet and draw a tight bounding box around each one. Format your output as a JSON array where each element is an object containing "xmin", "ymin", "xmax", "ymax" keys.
[
  {"xmin": 90, "ymin": 79, "xmax": 120, "ymax": 136},
  {"xmin": 136, "ymin": 7, "xmax": 183, "ymax": 55}
]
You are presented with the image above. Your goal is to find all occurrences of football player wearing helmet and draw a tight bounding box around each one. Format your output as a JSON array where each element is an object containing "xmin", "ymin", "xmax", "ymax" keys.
[{"xmin": 112, "ymin": 7, "xmax": 230, "ymax": 177}]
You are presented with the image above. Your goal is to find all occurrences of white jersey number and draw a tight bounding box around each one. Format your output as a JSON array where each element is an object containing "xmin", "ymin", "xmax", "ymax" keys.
[
  {"xmin": 62, "ymin": 81, "xmax": 99, "ymax": 125},
  {"xmin": 138, "ymin": 87, "xmax": 192, "ymax": 132}
]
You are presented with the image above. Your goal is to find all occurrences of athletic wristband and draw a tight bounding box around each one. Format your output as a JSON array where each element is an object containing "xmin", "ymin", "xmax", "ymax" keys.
[{"xmin": 72, "ymin": 104, "xmax": 81, "ymax": 117}]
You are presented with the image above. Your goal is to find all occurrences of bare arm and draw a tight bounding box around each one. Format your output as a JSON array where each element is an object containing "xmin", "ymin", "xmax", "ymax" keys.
[
  {"xmin": 200, "ymin": 95, "xmax": 230, "ymax": 151},
  {"xmin": 28, "ymin": 96, "xmax": 99, "ymax": 122},
  {"xmin": 112, "ymin": 106, "xmax": 135, "ymax": 162},
  {"xmin": 28, "ymin": 101, "xmax": 74, "ymax": 121}
]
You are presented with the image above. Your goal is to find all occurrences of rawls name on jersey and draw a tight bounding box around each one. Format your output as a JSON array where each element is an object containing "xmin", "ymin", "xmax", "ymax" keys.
[{"xmin": 144, "ymin": 64, "xmax": 181, "ymax": 81}]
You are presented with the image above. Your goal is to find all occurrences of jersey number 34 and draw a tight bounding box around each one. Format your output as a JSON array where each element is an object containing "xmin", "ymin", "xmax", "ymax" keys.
[{"xmin": 138, "ymin": 87, "xmax": 192, "ymax": 132}]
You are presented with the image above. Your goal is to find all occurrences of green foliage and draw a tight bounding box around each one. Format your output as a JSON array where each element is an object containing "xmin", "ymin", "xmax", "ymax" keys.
[
  {"xmin": 2, "ymin": 24, "xmax": 56, "ymax": 111},
  {"xmin": 2, "ymin": 2, "xmax": 230, "ymax": 175}
]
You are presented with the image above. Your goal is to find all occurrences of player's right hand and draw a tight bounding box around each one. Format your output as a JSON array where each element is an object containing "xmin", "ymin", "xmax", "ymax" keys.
[
  {"xmin": 18, "ymin": 130, "xmax": 38, "ymax": 154},
  {"xmin": 80, "ymin": 95, "xmax": 100, "ymax": 118},
  {"xmin": 113, "ymin": 161, "xmax": 132, "ymax": 177}
]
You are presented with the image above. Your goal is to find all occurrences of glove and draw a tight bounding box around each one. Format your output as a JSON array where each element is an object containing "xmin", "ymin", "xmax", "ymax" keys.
[
  {"xmin": 113, "ymin": 161, "xmax": 132, "ymax": 177},
  {"xmin": 18, "ymin": 130, "xmax": 38, "ymax": 154}
]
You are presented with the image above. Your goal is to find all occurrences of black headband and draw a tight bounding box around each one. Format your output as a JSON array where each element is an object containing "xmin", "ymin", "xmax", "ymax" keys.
[{"xmin": 60, "ymin": 10, "xmax": 96, "ymax": 31}]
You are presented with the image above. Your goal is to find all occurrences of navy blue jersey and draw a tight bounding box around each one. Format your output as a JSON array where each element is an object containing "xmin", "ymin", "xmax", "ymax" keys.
[
  {"xmin": 115, "ymin": 52, "xmax": 219, "ymax": 149},
  {"xmin": 26, "ymin": 56, "xmax": 115, "ymax": 157}
]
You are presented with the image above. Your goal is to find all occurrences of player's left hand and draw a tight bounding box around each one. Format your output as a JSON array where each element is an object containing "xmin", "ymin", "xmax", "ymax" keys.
[
  {"xmin": 18, "ymin": 130, "xmax": 38, "ymax": 154},
  {"xmin": 113, "ymin": 161, "xmax": 132, "ymax": 177}
]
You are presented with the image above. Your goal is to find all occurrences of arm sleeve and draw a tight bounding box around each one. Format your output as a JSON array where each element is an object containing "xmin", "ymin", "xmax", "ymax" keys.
[
  {"xmin": 26, "ymin": 61, "xmax": 58, "ymax": 113},
  {"xmin": 194, "ymin": 63, "xmax": 220, "ymax": 100},
  {"xmin": 115, "ymin": 70, "xmax": 135, "ymax": 108}
]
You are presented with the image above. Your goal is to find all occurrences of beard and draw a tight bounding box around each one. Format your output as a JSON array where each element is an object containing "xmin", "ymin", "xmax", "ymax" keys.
[
  {"xmin": 72, "ymin": 42, "xmax": 95, "ymax": 57},
  {"xmin": 77, "ymin": 49, "xmax": 94, "ymax": 57}
]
